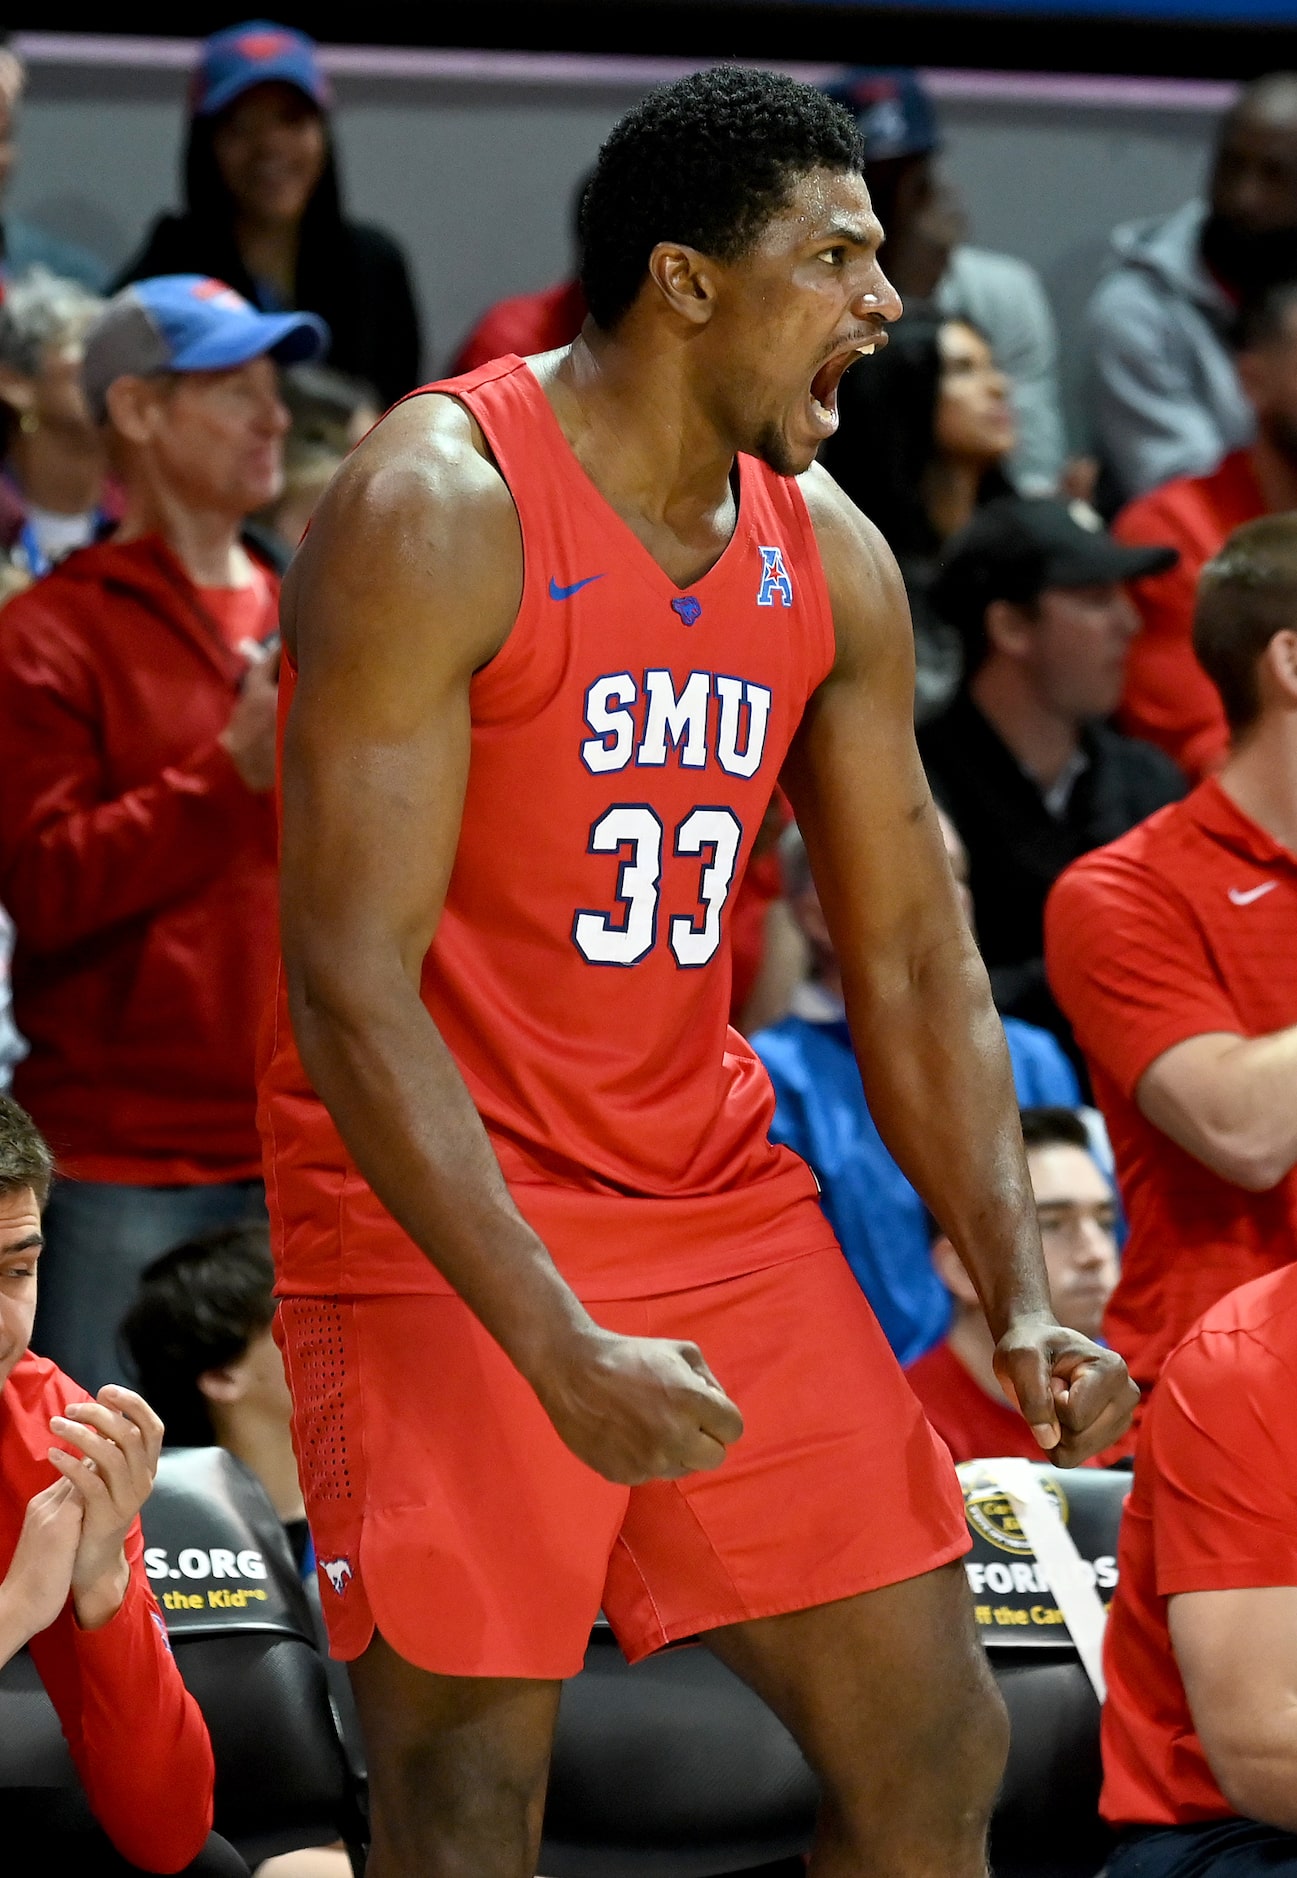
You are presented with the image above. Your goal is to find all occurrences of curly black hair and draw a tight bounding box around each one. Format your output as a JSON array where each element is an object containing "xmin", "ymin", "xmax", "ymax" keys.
[{"xmin": 580, "ymin": 67, "xmax": 864, "ymax": 331}]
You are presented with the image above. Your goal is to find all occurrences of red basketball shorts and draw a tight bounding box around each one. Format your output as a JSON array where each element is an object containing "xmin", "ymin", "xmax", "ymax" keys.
[{"xmin": 277, "ymin": 1232, "xmax": 969, "ymax": 1679}]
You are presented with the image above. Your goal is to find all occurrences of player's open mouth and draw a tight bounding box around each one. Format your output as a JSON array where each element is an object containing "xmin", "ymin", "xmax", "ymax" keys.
[{"xmin": 806, "ymin": 338, "xmax": 884, "ymax": 438}]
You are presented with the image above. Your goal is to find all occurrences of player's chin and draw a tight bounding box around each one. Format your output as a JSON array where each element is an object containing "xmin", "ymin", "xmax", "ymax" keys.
[{"xmin": 755, "ymin": 420, "xmax": 821, "ymax": 480}]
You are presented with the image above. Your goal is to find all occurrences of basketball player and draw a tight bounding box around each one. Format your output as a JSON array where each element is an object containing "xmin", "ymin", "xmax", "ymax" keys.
[{"xmin": 261, "ymin": 69, "xmax": 1135, "ymax": 1878}]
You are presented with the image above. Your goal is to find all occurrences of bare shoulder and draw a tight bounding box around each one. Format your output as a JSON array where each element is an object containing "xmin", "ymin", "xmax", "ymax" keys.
[
  {"xmin": 796, "ymin": 461, "xmax": 912, "ymax": 678},
  {"xmin": 282, "ymin": 391, "xmax": 523, "ymax": 672}
]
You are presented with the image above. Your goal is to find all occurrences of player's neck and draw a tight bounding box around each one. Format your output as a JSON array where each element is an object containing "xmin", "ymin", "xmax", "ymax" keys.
[
  {"xmin": 969, "ymin": 658, "xmax": 1081, "ymax": 793},
  {"xmin": 1218, "ymin": 712, "xmax": 1297, "ymax": 855},
  {"xmin": 946, "ymin": 1308, "xmax": 1008, "ymax": 1404},
  {"xmin": 547, "ymin": 332, "xmax": 740, "ymax": 557}
]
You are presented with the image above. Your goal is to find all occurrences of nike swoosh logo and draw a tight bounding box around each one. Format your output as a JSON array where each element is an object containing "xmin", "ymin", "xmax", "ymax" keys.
[
  {"xmin": 548, "ymin": 574, "xmax": 605, "ymax": 601},
  {"xmin": 1228, "ymin": 881, "xmax": 1279, "ymax": 906}
]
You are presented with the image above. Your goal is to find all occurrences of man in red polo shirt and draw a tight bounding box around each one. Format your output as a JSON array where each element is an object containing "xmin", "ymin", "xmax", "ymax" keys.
[
  {"xmin": 1113, "ymin": 280, "xmax": 1297, "ymax": 779},
  {"xmin": 0, "ymin": 275, "xmax": 325, "ymax": 1394},
  {"xmin": 1046, "ymin": 512, "xmax": 1297, "ymax": 1424},
  {"xmin": 1100, "ymin": 1261, "xmax": 1297, "ymax": 1876}
]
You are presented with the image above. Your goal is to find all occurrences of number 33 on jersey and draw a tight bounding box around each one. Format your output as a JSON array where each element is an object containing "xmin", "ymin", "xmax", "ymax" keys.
[{"xmin": 575, "ymin": 666, "xmax": 769, "ymax": 968}]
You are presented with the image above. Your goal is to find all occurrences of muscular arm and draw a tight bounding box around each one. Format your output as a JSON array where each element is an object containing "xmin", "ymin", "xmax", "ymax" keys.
[
  {"xmin": 789, "ymin": 472, "xmax": 1134, "ymax": 1463},
  {"xmin": 279, "ymin": 396, "xmax": 741, "ymax": 1485},
  {"xmin": 1138, "ymin": 1029, "xmax": 1297, "ymax": 1192},
  {"xmin": 1170, "ymin": 1587, "xmax": 1297, "ymax": 1831}
]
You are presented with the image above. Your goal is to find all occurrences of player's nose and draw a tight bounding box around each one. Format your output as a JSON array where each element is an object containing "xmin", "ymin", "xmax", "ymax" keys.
[{"xmin": 854, "ymin": 269, "xmax": 903, "ymax": 328}]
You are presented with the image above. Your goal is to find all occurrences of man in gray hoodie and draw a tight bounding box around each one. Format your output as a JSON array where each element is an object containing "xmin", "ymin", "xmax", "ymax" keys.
[{"xmin": 1089, "ymin": 73, "xmax": 1297, "ymax": 503}]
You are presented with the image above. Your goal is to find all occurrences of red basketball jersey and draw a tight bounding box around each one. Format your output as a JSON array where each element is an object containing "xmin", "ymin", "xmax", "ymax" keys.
[{"xmin": 260, "ymin": 357, "xmax": 839, "ymax": 1298}]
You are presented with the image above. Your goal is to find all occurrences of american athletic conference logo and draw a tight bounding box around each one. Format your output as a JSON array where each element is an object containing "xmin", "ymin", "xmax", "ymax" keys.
[{"xmin": 756, "ymin": 545, "xmax": 793, "ymax": 608}]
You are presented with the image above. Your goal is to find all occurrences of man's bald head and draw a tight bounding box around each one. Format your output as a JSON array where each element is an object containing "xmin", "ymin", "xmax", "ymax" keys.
[
  {"xmin": 1231, "ymin": 73, "xmax": 1297, "ymax": 131},
  {"xmin": 1204, "ymin": 75, "xmax": 1297, "ymax": 294},
  {"xmin": 1213, "ymin": 73, "xmax": 1297, "ymax": 235}
]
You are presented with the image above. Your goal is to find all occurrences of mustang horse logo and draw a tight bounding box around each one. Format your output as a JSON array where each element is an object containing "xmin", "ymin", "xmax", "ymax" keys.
[{"xmin": 322, "ymin": 1557, "xmax": 353, "ymax": 1596}]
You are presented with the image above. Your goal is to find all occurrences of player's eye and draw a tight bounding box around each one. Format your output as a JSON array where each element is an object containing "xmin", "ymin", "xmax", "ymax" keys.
[{"xmin": 820, "ymin": 246, "xmax": 847, "ymax": 266}]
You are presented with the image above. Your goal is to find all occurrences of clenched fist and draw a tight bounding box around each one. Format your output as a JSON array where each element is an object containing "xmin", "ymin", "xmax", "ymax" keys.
[{"xmin": 535, "ymin": 1327, "xmax": 744, "ymax": 1485}]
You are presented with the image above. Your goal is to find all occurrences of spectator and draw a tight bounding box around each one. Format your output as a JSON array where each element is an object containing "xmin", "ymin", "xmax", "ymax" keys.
[
  {"xmin": 823, "ymin": 313, "xmax": 1016, "ymax": 717},
  {"xmin": 123, "ymin": 1229, "xmax": 356, "ymax": 1878},
  {"xmin": 0, "ymin": 40, "xmax": 106, "ymax": 290},
  {"xmin": 0, "ymin": 1092, "xmax": 228, "ymax": 1875},
  {"xmin": 279, "ymin": 361, "xmax": 378, "ymax": 455},
  {"xmin": 1113, "ymin": 281, "xmax": 1297, "ymax": 780},
  {"xmin": 1100, "ymin": 1262, "xmax": 1297, "ymax": 1877},
  {"xmin": 0, "ymin": 274, "xmax": 326, "ymax": 1396},
  {"xmin": 1088, "ymin": 72, "xmax": 1297, "ymax": 503},
  {"xmin": 754, "ymin": 815, "xmax": 1079, "ymax": 1365},
  {"xmin": 121, "ymin": 1224, "xmax": 310, "ymax": 1569},
  {"xmin": 116, "ymin": 22, "xmax": 421, "ymax": 409},
  {"xmin": 1046, "ymin": 513, "xmax": 1297, "ymax": 1427},
  {"xmin": 919, "ymin": 496, "xmax": 1184, "ymax": 1059},
  {"xmin": 451, "ymin": 174, "xmax": 589, "ymax": 374},
  {"xmin": 256, "ymin": 435, "xmax": 339, "ymax": 555},
  {"xmin": 0, "ymin": 267, "xmax": 109, "ymax": 582},
  {"xmin": 249, "ymin": 364, "xmax": 377, "ymax": 560},
  {"xmin": 907, "ymin": 1106, "xmax": 1118, "ymax": 1464},
  {"xmin": 831, "ymin": 68, "xmax": 1067, "ymax": 494}
]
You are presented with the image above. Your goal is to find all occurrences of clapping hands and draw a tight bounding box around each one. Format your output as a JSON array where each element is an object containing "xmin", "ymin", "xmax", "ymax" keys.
[{"xmin": 47, "ymin": 1384, "xmax": 164, "ymax": 1629}]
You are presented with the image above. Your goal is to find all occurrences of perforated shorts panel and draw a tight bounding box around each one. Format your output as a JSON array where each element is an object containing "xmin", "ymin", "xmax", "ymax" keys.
[{"xmin": 275, "ymin": 1298, "xmax": 354, "ymax": 1502}]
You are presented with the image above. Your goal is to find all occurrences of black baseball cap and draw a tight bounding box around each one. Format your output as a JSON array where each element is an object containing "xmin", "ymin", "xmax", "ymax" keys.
[{"xmin": 931, "ymin": 496, "xmax": 1178, "ymax": 634}]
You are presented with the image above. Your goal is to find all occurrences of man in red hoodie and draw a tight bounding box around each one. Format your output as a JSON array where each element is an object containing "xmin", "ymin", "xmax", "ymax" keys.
[{"xmin": 0, "ymin": 275, "xmax": 326, "ymax": 1393}]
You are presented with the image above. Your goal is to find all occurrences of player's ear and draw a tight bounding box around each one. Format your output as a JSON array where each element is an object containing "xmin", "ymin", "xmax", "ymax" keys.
[
  {"xmin": 647, "ymin": 241, "xmax": 718, "ymax": 327},
  {"xmin": 1261, "ymin": 627, "xmax": 1297, "ymax": 709}
]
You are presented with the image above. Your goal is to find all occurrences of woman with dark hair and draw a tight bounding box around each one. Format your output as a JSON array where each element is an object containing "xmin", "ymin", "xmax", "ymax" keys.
[
  {"xmin": 823, "ymin": 313, "xmax": 1016, "ymax": 717},
  {"xmin": 114, "ymin": 22, "xmax": 421, "ymax": 409}
]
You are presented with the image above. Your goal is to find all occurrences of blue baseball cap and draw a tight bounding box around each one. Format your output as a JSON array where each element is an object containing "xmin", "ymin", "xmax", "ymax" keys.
[
  {"xmin": 827, "ymin": 69, "xmax": 940, "ymax": 164},
  {"xmin": 191, "ymin": 20, "xmax": 331, "ymax": 120},
  {"xmin": 81, "ymin": 275, "xmax": 329, "ymax": 423}
]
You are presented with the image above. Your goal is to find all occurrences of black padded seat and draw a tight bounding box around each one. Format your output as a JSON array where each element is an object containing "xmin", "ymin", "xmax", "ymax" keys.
[
  {"xmin": 540, "ymin": 1460, "xmax": 1130, "ymax": 1878},
  {"xmin": 0, "ymin": 1448, "xmax": 361, "ymax": 1871},
  {"xmin": 543, "ymin": 1625, "xmax": 817, "ymax": 1876},
  {"xmin": 141, "ymin": 1447, "xmax": 363, "ymax": 1865}
]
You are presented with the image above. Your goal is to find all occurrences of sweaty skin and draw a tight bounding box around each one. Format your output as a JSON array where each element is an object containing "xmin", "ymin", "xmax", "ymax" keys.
[{"xmin": 279, "ymin": 164, "xmax": 1135, "ymax": 1481}]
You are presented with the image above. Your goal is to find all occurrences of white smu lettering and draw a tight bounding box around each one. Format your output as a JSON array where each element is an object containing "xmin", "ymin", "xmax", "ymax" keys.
[
  {"xmin": 580, "ymin": 670, "xmax": 771, "ymax": 778},
  {"xmin": 638, "ymin": 668, "xmax": 710, "ymax": 768},
  {"xmin": 715, "ymin": 677, "xmax": 772, "ymax": 779},
  {"xmin": 580, "ymin": 672, "xmax": 637, "ymax": 773}
]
